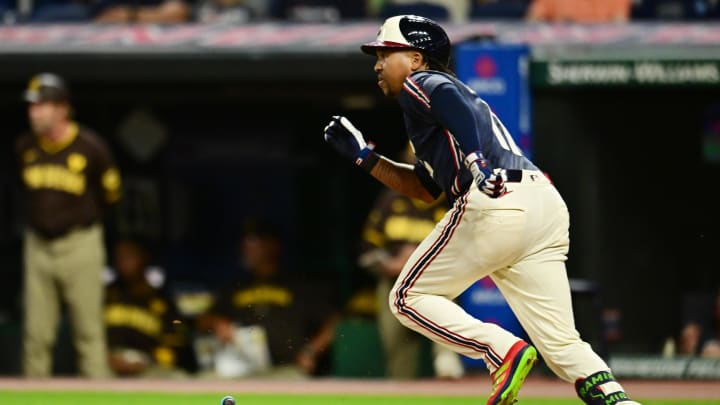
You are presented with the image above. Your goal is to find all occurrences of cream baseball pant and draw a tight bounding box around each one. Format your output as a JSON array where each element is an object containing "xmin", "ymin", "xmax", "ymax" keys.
[
  {"xmin": 23, "ymin": 224, "xmax": 110, "ymax": 378},
  {"xmin": 389, "ymin": 170, "xmax": 609, "ymax": 382},
  {"xmin": 377, "ymin": 275, "xmax": 464, "ymax": 379}
]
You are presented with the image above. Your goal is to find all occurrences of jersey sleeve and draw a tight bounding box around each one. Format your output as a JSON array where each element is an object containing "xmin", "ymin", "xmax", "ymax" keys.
[
  {"xmin": 429, "ymin": 82, "xmax": 490, "ymax": 158},
  {"xmin": 14, "ymin": 136, "xmax": 25, "ymax": 169},
  {"xmin": 13, "ymin": 135, "xmax": 30, "ymax": 187},
  {"xmin": 402, "ymin": 72, "xmax": 492, "ymax": 162},
  {"xmin": 413, "ymin": 162, "xmax": 443, "ymax": 199},
  {"xmin": 88, "ymin": 131, "xmax": 122, "ymax": 204}
]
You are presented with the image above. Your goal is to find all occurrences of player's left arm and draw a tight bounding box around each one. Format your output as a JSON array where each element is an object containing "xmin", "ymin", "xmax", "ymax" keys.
[
  {"xmin": 93, "ymin": 138, "xmax": 122, "ymax": 205},
  {"xmin": 296, "ymin": 311, "xmax": 342, "ymax": 374},
  {"xmin": 429, "ymin": 83, "xmax": 506, "ymax": 197}
]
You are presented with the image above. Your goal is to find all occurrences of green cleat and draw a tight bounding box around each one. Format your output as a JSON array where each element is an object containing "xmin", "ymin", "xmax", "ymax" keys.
[{"xmin": 487, "ymin": 341, "xmax": 537, "ymax": 405}]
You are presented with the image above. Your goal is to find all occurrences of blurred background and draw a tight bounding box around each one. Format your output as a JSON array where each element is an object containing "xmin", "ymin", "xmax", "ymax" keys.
[{"xmin": 1, "ymin": 0, "xmax": 720, "ymax": 380}]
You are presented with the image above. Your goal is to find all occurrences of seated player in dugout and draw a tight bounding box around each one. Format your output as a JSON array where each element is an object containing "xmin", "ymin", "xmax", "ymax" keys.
[
  {"xmin": 676, "ymin": 288, "xmax": 720, "ymax": 358},
  {"xmin": 196, "ymin": 219, "xmax": 342, "ymax": 378},
  {"xmin": 104, "ymin": 237, "xmax": 193, "ymax": 377}
]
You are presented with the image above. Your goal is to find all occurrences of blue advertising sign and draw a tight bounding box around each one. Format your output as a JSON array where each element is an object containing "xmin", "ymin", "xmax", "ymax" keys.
[
  {"xmin": 454, "ymin": 43, "xmax": 532, "ymax": 370},
  {"xmin": 454, "ymin": 42, "xmax": 532, "ymax": 158}
]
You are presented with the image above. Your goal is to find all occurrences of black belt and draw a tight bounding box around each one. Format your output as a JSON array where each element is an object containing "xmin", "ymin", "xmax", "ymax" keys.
[{"xmin": 506, "ymin": 169, "xmax": 523, "ymax": 183}]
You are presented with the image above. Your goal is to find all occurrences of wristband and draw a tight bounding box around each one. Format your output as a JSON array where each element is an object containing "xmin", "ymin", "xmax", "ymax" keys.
[
  {"xmin": 464, "ymin": 150, "xmax": 492, "ymax": 182},
  {"xmin": 463, "ymin": 151, "xmax": 486, "ymax": 168},
  {"xmin": 355, "ymin": 143, "xmax": 379, "ymax": 172}
]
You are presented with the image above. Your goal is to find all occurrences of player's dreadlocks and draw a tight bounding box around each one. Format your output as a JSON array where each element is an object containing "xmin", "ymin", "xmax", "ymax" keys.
[{"xmin": 424, "ymin": 54, "xmax": 456, "ymax": 77}]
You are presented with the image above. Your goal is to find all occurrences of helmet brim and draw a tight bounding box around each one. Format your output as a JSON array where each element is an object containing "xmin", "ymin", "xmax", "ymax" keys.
[
  {"xmin": 23, "ymin": 90, "xmax": 41, "ymax": 103},
  {"xmin": 23, "ymin": 88, "xmax": 69, "ymax": 104},
  {"xmin": 361, "ymin": 40, "xmax": 416, "ymax": 55}
]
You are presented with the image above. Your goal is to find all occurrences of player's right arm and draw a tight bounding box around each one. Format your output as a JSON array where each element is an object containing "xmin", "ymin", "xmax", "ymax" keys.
[
  {"xmin": 323, "ymin": 115, "xmax": 437, "ymax": 203},
  {"xmin": 368, "ymin": 157, "xmax": 436, "ymax": 203}
]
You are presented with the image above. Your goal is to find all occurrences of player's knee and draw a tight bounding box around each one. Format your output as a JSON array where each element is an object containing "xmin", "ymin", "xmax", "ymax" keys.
[
  {"xmin": 388, "ymin": 287, "xmax": 422, "ymax": 331},
  {"xmin": 388, "ymin": 284, "xmax": 415, "ymax": 321},
  {"xmin": 387, "ymin": 288, "xmax": 400, "ymax": 317}
]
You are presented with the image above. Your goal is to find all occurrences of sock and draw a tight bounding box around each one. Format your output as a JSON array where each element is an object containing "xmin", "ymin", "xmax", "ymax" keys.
[{"xmin": 575, "ymin": 370, "xmax": 636, "ymax": 405}]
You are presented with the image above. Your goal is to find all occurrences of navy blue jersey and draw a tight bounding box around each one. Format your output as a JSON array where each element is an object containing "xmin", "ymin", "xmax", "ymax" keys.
[{"xmin": 398, "ymin": 70, "xmax": 539, "ymax": 202}]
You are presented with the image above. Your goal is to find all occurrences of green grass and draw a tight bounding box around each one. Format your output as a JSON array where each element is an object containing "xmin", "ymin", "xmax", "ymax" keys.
[{"xmin": 0, "ymin": 392, "xmax": 718, "ymax": 405}]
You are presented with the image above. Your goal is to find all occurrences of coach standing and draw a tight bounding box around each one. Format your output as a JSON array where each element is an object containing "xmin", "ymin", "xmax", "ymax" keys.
[{"xmin": 15, "ymin": 72, "xmax": 121, "ymax": 378}]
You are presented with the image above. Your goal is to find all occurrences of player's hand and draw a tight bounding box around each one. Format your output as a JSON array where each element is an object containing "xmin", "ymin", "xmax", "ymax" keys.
[
  {"xmin": 295, "ymin": 346, "xmax": 318, "ymax": 375},
  {"xmin": 481, "ymin": 169, "xmax": 508, "ymax": 198},
  {"xmin": 323, "ymin": 116, "xmax": 370, "ymax": 160},
  {"xmin": 464, "ymin": 151, "xmax": 507, "ymax": 198}
]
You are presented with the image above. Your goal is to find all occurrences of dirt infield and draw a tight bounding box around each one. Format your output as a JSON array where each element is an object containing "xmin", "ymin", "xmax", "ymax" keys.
[{"xmin": 1, "ymin": 376, "xmax": 719, "ymax": 400}]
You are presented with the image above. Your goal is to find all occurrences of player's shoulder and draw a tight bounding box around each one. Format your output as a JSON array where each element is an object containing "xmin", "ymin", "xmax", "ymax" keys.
[
  {"xmin": 402, "ymin": 71, "xmax": 459, "ymax": 109},
  {"xmin": 76, "ymin": 124, "xmax": 112, "ymax": 153},
  {"xmin": 76, "ymin": 124, "xmax": 104, "ymax": 145},
  {"xmin": 406, "ymin": 70, "xmax": 456, "ymax": 94}
]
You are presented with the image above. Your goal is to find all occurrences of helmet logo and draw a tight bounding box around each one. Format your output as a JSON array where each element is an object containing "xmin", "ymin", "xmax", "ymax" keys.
[
  {"xmin": 28, "ymin": 77, "xmax": 42, "ymax": 91},
  {"xmin": 407, "ymin": 30, "xmax": 430, "ymax": 43}
]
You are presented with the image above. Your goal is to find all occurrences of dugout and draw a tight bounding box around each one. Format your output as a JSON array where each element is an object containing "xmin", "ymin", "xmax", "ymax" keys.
[{"xmin": 0, "ymin": 22, "xmax": 719, "ymax": 376}]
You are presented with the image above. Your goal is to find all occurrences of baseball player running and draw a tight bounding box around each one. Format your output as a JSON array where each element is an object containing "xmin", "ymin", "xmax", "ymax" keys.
[{"xmin": 323, "ymin": 15, "xmax": 640, "ymax": 405}]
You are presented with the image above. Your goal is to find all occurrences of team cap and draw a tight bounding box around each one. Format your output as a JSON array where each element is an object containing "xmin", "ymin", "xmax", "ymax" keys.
[{"xmin": 23, "ymin": 72, "xmax": 70, "ymax": 103}]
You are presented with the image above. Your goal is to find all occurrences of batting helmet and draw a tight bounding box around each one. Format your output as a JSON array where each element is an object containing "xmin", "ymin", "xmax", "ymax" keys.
[
  {"xmin": 23, "ymin": 72, "xmax": 70, "ymax": 103},
  {"xmin": 361, "ymin": 15, "xmax": 451, "ymax": 67}
]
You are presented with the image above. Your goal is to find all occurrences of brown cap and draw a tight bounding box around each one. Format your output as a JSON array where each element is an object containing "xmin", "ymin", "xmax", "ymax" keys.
[{"xmin": 24, "ymin": 72, "xmax": 70, "ymax": 103}]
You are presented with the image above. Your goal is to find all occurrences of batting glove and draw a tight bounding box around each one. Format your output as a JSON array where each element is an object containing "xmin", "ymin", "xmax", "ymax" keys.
[
  {"xmin": 323, "ymin": 115, "xmax": 378, "ymax": 169},
  {"xmin": 464, "ymin": 151, "xmax": 507, "ymax": 198},
  {"xmin": 483, "ymin": 169, "xmax": 508, "ymax": 198}
]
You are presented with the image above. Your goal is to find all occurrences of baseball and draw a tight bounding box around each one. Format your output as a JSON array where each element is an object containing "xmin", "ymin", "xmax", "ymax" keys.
[{"xmin": 221, "ymin": 395, "xmax": 236, "ymax": 405}]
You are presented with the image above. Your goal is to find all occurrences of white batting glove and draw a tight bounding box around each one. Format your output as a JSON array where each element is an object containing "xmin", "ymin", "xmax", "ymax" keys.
[
  {"xmin": 323, "ymin": 116, "xmax": 368, "ymax": 160},
  {"xmin": 323, "ymin": 115, "xmax": 379, "ymax": 169},
  {"xmin": 464, "ymin": 151, "xmax": 507, "ymax": 198}
]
